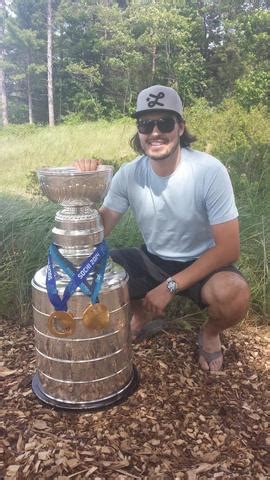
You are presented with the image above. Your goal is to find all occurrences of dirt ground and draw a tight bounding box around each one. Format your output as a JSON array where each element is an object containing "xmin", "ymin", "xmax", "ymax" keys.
[{"xmin": 1, "ymin": 317, "xmax": 269, "ymax": 480}]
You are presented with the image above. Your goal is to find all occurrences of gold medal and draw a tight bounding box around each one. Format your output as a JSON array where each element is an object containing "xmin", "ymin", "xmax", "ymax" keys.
[
  {"xmin": 82, "ymin": 303, "xmax": 109, "ymax": 330},
  {"xmin": 48, "ymin": 311, "xmax": 75, "ymax": 337}
]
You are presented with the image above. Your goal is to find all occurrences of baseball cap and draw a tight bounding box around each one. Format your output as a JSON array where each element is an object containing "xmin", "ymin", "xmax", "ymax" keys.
[{"xmin": 132, "ymin": 85, "xmax": 183, "ymax": 118}]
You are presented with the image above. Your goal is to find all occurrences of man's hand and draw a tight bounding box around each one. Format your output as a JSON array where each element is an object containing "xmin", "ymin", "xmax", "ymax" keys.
[
  {"xmin": 73, "ymin": 158, "xmax": 101, "ymax": 171},
  {"xmin": 142, "ymin": 282, "xmax": 173, "ymax": 316}
]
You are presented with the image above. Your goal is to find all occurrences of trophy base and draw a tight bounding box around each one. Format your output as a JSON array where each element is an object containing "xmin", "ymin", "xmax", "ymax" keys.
[{"xmin": 32, "ymin": 366, "xmax": 139, "ymax": 411}]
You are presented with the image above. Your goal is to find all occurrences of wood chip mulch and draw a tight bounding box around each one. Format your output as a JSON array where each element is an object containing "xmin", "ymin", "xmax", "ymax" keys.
[{"xmin": 1, "ymin": 318, "xmax": 269, "ymax": 480}]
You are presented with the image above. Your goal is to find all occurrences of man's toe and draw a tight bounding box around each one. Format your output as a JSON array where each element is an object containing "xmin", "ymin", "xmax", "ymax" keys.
[
  {"xmin": 199, "ymin": 355, "xmax": 210, "ymax": 371},
  {"xmin": 209, "ymin": 355, "xmax": 223, "ymax": 372}
]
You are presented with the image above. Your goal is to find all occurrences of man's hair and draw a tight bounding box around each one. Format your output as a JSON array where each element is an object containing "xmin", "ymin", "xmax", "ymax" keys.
[{"xmin": 129, "ymin": 117, "xmax": 197, "ymax": 154}]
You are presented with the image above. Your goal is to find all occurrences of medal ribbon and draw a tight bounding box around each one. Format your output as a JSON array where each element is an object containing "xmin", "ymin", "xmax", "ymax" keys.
[{"xmin": 46, "ymin": 240, "xmax": 109, "ymax": 311}]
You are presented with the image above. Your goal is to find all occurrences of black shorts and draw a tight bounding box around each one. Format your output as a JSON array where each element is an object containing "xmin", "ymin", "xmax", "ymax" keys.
[{"xmin": 110, "ymin": 245, "xmax": 245, "ymax": 309}]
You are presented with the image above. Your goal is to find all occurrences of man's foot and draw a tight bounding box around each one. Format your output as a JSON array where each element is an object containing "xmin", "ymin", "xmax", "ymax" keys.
[
  {"xmin": 130, "ymin": 314, "xmax": 151, "ymax": 341},
  {"xmin": 198, "ymin": 328, "xmax": 223, "ymax": 372},
  {"xmin": 132, "ymin": 318, "xmax": 170, "ymax": 342}
]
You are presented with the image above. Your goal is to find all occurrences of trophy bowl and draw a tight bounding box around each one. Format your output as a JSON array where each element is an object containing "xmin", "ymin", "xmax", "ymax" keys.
[{"xmin": 37, "ymin": 166, "xmax": 113, "ymax": 206}]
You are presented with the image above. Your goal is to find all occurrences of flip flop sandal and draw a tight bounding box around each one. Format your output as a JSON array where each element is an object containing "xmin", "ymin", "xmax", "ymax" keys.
[
  {"xmin": 198, "ymin": 330, "xmax": 223, "ymax": 368},
  {"xmin": 132, "ymin": 318, "xmax": 169, "ymax": 342}
]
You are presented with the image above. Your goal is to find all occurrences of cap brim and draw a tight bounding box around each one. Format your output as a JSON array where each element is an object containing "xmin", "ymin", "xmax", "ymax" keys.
[{"xmin": 131, "ymin": 109, "xmax": 183, "ymax": 119}]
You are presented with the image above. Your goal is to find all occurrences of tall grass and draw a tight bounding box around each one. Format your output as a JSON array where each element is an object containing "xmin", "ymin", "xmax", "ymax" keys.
[
  {"xmin": 0, "ymin": 99, "xmax": 269, "ymax": 323},
  {"xmin": 0, "ymin": 119, "xmax": 136, "ymax": 194}
]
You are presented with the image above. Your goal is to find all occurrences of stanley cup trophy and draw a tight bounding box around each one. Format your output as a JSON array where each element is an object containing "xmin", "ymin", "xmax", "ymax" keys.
[{"xmin": 31, "ymin": 166, "xmax": 139, "ymax": 409}]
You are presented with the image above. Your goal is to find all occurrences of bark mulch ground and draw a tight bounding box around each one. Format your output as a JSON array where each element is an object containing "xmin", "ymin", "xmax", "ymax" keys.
[{"xmin": 1, "ymin": 317, "xmax": 269, "ymax": 480}]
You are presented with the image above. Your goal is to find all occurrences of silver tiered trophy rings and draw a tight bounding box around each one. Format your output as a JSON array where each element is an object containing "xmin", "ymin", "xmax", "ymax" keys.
[{"xmin": 31, "ymin": 165, "xmax": 138, "ymax": 409}]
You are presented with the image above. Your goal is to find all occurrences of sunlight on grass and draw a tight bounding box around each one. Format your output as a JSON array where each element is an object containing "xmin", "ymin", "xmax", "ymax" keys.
[{"xmin": 0, "ymin": 119, "xmax": 136, "ymax": 194}]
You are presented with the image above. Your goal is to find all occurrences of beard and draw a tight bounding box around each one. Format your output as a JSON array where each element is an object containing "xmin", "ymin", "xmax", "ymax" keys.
[{"xmin": 141, "ymin": 135, "xmax": 180, "ymax": 161}]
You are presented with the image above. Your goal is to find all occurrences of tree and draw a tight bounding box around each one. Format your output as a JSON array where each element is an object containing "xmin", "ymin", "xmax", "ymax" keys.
[
  {"xmin": 190, "ymin": 0, "xmax": 270, "ymax": 104},
  {"xmin": 3, "ymin": 0, "xmax": 48, "ymax": 124},
  {"xmin": 54, "ymin": 0, "xmax": 103, "ymax": 120},
  {"xmin": 233, "ymin": 10, "xmax": 270, "ymax": 109},
  {"xmin": 0, "ymin": 0, "xmax": 8, "ymax": 126},
  {"xmin": 126, "ymin": 3, "xmax": 206, "ymax": 104},
  {"xmin": 47, "ymin": 0, "xmax": 54, "ymax": 125},
  {"xmin": 1, "ymin": 0, "xmax": 269, "ymax": 124}
]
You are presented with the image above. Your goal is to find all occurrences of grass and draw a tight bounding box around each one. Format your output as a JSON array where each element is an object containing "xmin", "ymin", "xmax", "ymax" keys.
[
  {"xmin": 0, "ymin": 100, "xmax": 269, "ymax": 324},
  {"xmin": 0, "ymin": 119, "xmax": 136, "ymax": 194},
  {"xmin": 1, "ymin": 100, "xmax": 269, "ymax": 194}
]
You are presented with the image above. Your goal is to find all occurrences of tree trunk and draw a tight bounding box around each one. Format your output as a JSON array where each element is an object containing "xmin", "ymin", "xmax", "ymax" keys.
[
  {"xmin": 151, "ymin": 44, "xmax": 156, "ymax": 82},
  {"xmin": 47, "ymin": 0, "xmax": 54, "ymax": 126},
  {"xmin": 0, "ymin": 0, "xmax": 8, "ymax": 126},
  {"xmin": 27, "ymin": 73, "xmax": 33, "ymax": 124}
]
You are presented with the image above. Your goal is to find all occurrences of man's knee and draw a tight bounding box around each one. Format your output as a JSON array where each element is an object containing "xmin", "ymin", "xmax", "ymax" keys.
[{"xmin": 202, "ymin": 272, "xmax": 250, "ymax": 321}]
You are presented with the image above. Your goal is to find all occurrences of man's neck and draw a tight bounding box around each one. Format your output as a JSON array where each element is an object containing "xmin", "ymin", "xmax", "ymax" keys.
[{"xmin": 149, "ymin": 148, "xmax": 181, "ymax": 177}]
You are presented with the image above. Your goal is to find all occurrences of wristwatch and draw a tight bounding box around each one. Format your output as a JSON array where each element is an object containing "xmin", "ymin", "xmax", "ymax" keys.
[{"xmin": 166, "ymin": 277, "xmax": 179, "ymax": 295}]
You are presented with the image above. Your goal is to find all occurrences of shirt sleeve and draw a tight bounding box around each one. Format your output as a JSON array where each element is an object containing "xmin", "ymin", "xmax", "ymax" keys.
[
  {"xmin": 204, "ymin": 164, "xmax": 238, "ymax": 225},
  {"xmin": 102, "ymin": 164, "xmax": 130, "ymax": 214}
]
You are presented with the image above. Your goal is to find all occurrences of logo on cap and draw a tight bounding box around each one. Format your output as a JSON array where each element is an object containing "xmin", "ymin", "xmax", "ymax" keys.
[{"xmin": 147, "ymin": 91, "xmax": 165, "ymax": 108}]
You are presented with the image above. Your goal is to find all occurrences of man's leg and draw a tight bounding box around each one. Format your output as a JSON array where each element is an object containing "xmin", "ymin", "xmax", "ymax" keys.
[
  {"xmin": 110, "ymin": 247, "xmax": 167, "ymax": 339},
  {"xmin": 200, "ymin": 271, "xmax": 250, "ymax": 372},
  {"xmin": 130, "ymin": 299, "xmax": 155, "ymax": 340}
]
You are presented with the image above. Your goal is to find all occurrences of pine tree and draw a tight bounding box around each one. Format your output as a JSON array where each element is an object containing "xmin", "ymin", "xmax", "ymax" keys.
[
  {"xmin": 47, "ymin": 0, "xmax": 54, "ymax": 126},
  {"xmin": 0, "ymin": 0, "xmax": 8, "ymax": 126}
]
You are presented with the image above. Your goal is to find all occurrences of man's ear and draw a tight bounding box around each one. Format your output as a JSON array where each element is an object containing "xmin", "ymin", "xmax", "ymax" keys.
[{"xmin": 178, "ymin": 122, "xmax": 185, "ymax": 137}]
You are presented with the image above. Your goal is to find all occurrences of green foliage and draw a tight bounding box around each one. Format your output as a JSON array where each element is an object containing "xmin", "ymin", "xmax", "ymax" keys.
[
  {"xmin": 235, "ymin": 70, "xmax": 270, "ymax": 111},
  {"xmin": 0, "ymin": 122, "xmax": 40, "ymax": 137},
  {"xmin": 69, "ymin": 94, "xmax": 104, "ymax": 121},
  {"xmin": 62, "ymin": 112, "xmax": 86, "ymax": 125},
  {"xmin": 108, "ymin": 210, "xmax": 142, "ymax": 249},
  {"xmin": 3, "ymin": 0, "xmax": 268, "ymax": 125},
  {"xmin": 2, "ymin": 0, "xmax": 48, "ymax": 123},
  {"xmin": 0, "ymin": 194, "xmax": 57, "ymax": 322}
]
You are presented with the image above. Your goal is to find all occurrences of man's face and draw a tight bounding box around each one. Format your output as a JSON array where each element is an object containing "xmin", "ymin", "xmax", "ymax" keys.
[{"xmin": 137, "ymin": 112, "xmax": 184, "ymax": 161}]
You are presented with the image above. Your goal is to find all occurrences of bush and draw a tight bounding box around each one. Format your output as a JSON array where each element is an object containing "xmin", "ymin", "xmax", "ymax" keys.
[
  {"xmin": 0, "ymin": 123, "xmax": 40, "ymax": 138},
  {"xmin": 0, "ymin": 194, "xmax": 57, "ymax": 323}
]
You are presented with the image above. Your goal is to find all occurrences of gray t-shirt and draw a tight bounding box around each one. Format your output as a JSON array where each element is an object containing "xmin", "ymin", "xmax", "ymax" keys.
[{"xmin": 103, "ymin": 148, "xmax": 238, "ymax": 261}]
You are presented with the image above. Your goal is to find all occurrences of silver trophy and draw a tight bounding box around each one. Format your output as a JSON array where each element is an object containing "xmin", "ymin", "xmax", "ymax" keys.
[{"xmin": 31, "ymin": 166, "xmax": 138, "ymax": 409}]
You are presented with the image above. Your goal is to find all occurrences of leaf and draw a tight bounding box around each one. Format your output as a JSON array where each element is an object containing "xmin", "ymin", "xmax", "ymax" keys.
[
  {"xmin": 187, "ymin": 463, "xmax": 220, "ymax": 479},
  {"xmin": 33, "ymin": 420, "xmax": 48, "ymax": 430},
  {"xmin": 16, "ymin": 433, "xmax": 24, "ymax": 451},
  {"xmin": 200, "ymin": 451, "xmax": 220, "ymax": 463},
  {"xmin": 149, "ymin": 439, "xmax": 160, "ymax": 446},
  {"xmin": 67, "ymin": 458, "xmax": 80, "ymax": 468},
  {"xmin": 111, "ymin": 459, "xmax": 130, "ymax": 469},
  {"xmin": 38, "ymin": 451, "xmax": 50, "ymax": 461},
  {"xmin": 173, "ymin": 439, "xmax": 185, "ymax": 446},
  {"xmin": 158, "ymin": 360, "xmax": 168, "ymax": 369},
  {"xmin": 100, "ymin": 446, "xmax": 112, "ymax": 454},
  {"xmin": 5, "ymin": 465, "xmax": 20, "ymax": 476},
  {"xmin": 248, "ymin": 413, "xmax": 261, "ymax": 421},
  {"xmin": 0, "ymin": 367, "xmax": 17, "ymax": 378},
  {"xmin": 86, "ymin": 466, "xmax": 98, "ymax": 474}
]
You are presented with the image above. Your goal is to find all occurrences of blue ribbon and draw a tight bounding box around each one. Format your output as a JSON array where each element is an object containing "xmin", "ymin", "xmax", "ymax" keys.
[
  {"xmin": 49, "ymin": 244, "xmax": 92, "ymax": 297},
  {"xmin": 46, "ymin": 240, "xmax": 109, "ymax": 311}
]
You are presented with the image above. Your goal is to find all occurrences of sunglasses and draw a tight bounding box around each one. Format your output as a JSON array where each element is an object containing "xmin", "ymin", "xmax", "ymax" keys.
[{"xmin": 137, "ymin": 116, "xmax": 177, "ymax": 134}]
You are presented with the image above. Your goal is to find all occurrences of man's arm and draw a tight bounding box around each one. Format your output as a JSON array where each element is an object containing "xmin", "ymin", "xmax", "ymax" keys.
[
  {"xmin": 143, "ymin": 218, "xmax": 240, "ymax": 315},
  {"xmin": 173, "ymin": 218, "xmax": 240, "ymax": 290},
  {"xmin": 99, "ymin": 206, "xmax": 123, "ymax": 237},
  {"xmin": 72, "ymin": 159, "xmax": 124, "ymax": 236}
]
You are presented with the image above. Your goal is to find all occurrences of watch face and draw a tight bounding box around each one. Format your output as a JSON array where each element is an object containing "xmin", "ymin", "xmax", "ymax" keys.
[{"xmin": 167, "ymin": 278, "xmax": 177, "ymax": 294}]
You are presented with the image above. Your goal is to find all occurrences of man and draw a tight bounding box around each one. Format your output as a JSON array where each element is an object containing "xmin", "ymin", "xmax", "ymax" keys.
[{"xmin": 75, "ymin": 85, "xmax": 250, "ymax": 372}]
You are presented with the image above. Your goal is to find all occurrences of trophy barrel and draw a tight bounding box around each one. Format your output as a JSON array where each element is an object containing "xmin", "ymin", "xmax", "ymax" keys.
[
  {"xmin": 32, "ymin": 164, "xmax": 139, "ymax": 409},
  {"xmin": 32, "ymin": 262, "xmax": 138, "ymax": 409}
]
